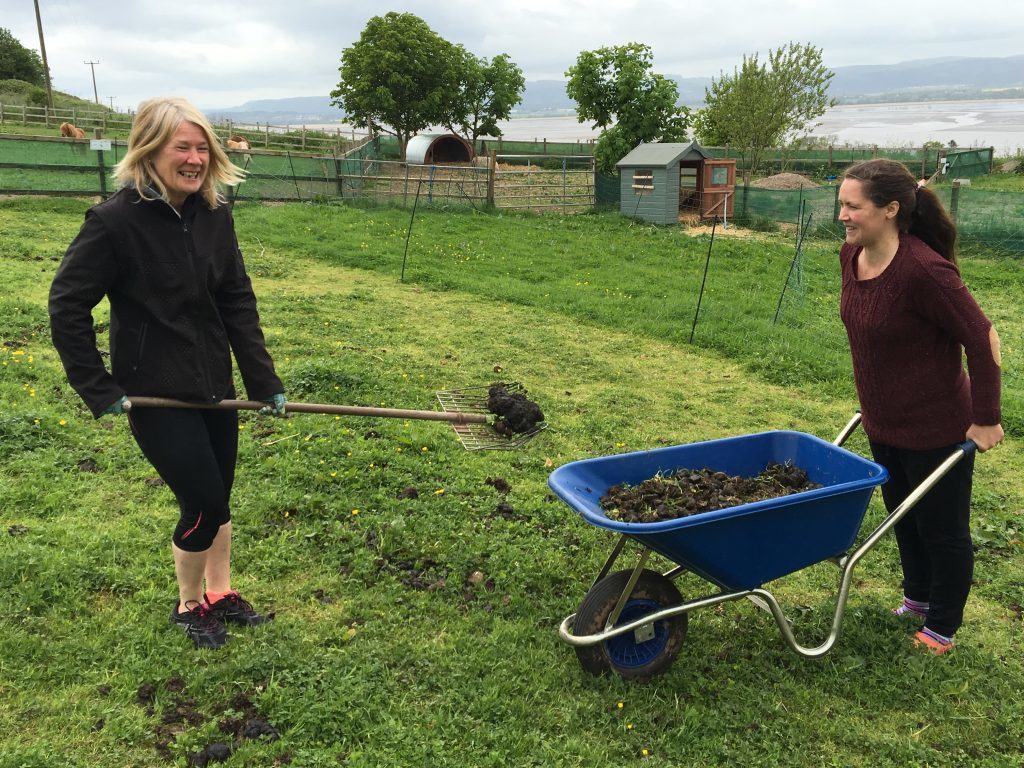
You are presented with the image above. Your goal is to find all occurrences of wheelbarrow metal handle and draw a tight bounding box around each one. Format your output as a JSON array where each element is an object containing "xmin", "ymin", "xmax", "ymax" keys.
[{"xmin": 122, "ymin": 396, "xmax": 491, "ymax": 425}]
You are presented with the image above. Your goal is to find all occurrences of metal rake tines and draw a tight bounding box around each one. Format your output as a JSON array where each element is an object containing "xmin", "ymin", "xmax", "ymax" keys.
[{"xmin": 436, "ymin": 382, "xmax": 546, "ymax": 451}]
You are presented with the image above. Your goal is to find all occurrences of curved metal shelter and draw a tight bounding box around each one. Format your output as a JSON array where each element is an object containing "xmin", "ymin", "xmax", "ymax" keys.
[{"xmin": 406, "ymin": 133, "xmax": 474, "ymax": 164}]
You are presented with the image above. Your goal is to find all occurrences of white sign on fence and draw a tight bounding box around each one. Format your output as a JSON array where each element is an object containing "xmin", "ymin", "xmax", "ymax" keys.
[{"xmin": 90, "ymin": 140, "xmax": 112, "ymax": 151}]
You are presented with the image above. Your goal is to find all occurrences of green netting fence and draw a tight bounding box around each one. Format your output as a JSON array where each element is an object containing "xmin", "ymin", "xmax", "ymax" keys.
[
  {"xmin": 706, "ymin": 146, "xmax": 994, "ymax": 180},
  {"xmin": 735, "ymin": 183, "xmax": 1024, "ymax": 254}
]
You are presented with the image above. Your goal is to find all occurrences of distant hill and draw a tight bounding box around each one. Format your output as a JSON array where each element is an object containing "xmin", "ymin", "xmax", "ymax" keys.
[{"xmin": 205, "ymin": 54, "xmax": 1024, "ymax": 123}]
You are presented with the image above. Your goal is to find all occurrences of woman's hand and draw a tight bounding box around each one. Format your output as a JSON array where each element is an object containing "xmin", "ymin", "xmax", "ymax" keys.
[
  {"xmin": 258, "ymin": 393, "xmax": 287, "ymax": 417},
  {"xmin": 966, "ymin": 423, "xmax": 1004, "ymax": 452}
]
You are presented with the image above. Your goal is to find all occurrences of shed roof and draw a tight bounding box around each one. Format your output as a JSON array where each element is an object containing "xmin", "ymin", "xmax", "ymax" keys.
[{"xmin": 616, "ymin": 140, "xmax": 713, "ymax": 168}]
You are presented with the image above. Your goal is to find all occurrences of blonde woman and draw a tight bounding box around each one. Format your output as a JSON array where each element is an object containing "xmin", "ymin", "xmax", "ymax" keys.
[{"xmin": 49, "ymin": 97, "xmax": 286, "ymax": 649}]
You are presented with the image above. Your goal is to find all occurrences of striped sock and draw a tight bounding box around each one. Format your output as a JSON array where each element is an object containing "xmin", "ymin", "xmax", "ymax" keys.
[
  {"xmin": 893, "ymin": 596, "xmax": 929, "ymax": 619},
  {"xmin": 920, "ymin": 626, "xmax": 954, "ymax": 646}
]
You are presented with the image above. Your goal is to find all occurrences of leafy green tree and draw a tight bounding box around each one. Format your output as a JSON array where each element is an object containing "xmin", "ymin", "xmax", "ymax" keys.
[
  {"xmin": 694, "ymin": 42, "xmax": 835, "ymax": 184},
  {"xmin": 331, "ymin": 13, "xmax": 462, "ymax": 160},
  {"xmin": 446, "ymin": 52, "xmax": 525, "ymax": 147},
  {"xmin": 0, "ymin": 28, "xmax": 45, "ymax": 86},
  {"xmin": 566, "ymin": 43, "xmax": 690, "ymax": 174}
]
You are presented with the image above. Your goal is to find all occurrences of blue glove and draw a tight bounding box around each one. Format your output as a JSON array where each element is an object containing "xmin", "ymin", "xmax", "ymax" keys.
[
  {"xmin": 101, "ymin": 395, "xmax": 129, "ymax": 416},
  {"xmin": 258, "ymin": 392, "xmax": 287, "ymax": 417}
]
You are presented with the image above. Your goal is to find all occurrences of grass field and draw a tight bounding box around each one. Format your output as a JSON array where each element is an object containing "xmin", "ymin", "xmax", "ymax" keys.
[{"xmin": 0, "ymin": 196, "xmax": 1021, "ymax": 767}]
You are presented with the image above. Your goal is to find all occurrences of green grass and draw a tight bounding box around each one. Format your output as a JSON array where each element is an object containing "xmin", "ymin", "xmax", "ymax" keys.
[{"xmin": 1, "ymin": 197, "xmax": 1021, "ymax": 767}]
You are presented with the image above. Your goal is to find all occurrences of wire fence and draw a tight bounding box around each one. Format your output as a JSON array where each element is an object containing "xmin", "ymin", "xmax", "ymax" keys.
[
  {"xmin": 1, "ymin": 133, "xmax": 1020, "ymax": 251},
  {"xmin": 0, "ymin": 135, "xmax": 597, "ymax": 213}
]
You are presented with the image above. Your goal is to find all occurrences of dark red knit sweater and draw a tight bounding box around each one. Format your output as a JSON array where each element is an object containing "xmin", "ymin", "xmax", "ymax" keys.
[{"xmin": 840, "ymin": 233, "xmax": 1001, "ymax": 450}]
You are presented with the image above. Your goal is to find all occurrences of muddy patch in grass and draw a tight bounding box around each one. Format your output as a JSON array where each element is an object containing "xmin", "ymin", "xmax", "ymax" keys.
[{"xmin": 602, "ymin": 463, "xmax": 821, "ymax": 524}]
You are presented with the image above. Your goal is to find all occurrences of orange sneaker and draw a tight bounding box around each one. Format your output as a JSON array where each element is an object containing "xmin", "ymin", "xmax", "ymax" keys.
[{"xmin": 913, "ymin": 629, "xmax": 955, "ymax": 655}]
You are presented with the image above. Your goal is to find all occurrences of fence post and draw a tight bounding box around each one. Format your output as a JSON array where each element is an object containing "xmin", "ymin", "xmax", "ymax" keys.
[
  {"xmin": 950, "ymin": 181, "xmax": 961, "ymax": 224},
  {"xmin": 486, "ymin": 150, "xmax": 496, "ymax": 207},
  {"xmin": 96, "ymin": 139, "xmax": 108, "ymax": 199},
  {"xmin": 833, "ymin": 184, "xmax": 840, "ymax": 223}
]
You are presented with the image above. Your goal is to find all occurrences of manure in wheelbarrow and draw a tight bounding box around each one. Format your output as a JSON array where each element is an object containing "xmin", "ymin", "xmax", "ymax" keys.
[
  {"xmin": 601, "ymin": 462, "xmax": 821, "ymax": 523},
  {"xmin": 486, "ymin": 383, "xmax": 545, "ymax": 435}
]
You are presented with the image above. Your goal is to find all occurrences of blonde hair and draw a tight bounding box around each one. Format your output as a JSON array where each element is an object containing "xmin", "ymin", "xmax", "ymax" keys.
[{"xmin": 113, "ymin": 96, "xmax": 244, "ymax": 208}]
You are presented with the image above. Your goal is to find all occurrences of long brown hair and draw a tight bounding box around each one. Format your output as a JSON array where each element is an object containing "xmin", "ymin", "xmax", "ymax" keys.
[
  {"xmin": 113, "ymin": 97, "xmax": 244, "ymax": 209},
  {"xmin": 842, "ymin": 159, "xmax": 957, "ymax": 265}
]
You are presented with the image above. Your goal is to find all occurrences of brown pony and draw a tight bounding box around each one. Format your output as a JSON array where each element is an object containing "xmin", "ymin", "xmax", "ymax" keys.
[
  {"xmin": 225, "ymin": 135, "xmax": 252, "ymax": 166},
  {"xmin": 60, "ymin": 122, "xmax": 86, "ymax": 139}
]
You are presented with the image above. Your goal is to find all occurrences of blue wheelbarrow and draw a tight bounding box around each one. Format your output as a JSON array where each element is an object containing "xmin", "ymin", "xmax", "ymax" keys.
[{"xmin": 547, "ymin": 414, "xmax": 975, "ymax": 681}]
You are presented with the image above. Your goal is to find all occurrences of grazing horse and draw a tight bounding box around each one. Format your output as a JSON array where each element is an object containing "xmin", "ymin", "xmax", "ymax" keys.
[
  {"xmin": 225, "ymin": 135, "xmax": 252, "ymax": 166},
  {"xmin": 60, "ymin": 122, "xmax": 86, "ymax": 139}
]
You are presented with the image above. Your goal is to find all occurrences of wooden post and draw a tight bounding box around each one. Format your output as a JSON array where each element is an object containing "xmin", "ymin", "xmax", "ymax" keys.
[
  {"xmin": 950, "ymin": 181, "xmax": 961, "ymax": 223},
  {"xmin": 833, "ymin": 184, "xmax": 840, "ymax": 223},
  {"xmin": 96, "ymin": 137, "xmax": 108, "ymax": 198},
  {"xmin": 265, "ymin": 123, "xmax": 269, "ymax": 148},
  {"xmin": 486, "ymin": 150, "xmax": 496, "ymax": 207}
]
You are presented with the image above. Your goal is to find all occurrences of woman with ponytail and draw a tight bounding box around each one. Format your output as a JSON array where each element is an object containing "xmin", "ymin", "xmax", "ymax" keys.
[{"xmin": 837, "ymin": 159, "xmax": 1003, "ymax": 655}]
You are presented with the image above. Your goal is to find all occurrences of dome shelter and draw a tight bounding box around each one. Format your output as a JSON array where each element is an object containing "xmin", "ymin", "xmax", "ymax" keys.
[{"xmin": 406, "ymin": 133, "xmax": 474, "ymax": 164}]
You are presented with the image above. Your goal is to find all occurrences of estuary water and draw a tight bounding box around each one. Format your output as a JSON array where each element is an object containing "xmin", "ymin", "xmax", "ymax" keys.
[
  {"xmin": 301, "ymin": 99, "xmax": 1024, "ymax": 153},
  {"xmin": 493, "ymin": 100, "xmax": 1024, "ymax": 153}
]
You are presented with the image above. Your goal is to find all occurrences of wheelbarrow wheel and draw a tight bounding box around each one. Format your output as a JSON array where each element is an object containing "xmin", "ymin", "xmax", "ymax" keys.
[{"xmin": 572, "ymin": 568, "xmax": 687, "ymax": 682}]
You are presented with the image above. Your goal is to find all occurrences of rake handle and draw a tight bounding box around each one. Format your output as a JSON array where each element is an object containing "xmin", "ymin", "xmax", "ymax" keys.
[{"xmin": 122, "ymin": 396, "xmax": 491, "ymax": 425}]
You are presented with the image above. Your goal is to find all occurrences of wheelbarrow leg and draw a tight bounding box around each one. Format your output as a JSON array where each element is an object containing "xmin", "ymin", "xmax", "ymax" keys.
[{"xmin": 604, "ymin": 548, "xmax": 652, "ymax": 630}]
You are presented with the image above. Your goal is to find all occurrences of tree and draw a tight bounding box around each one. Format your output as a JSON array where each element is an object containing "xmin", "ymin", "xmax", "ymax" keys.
[
  {"xmin": 694, "ymin": 42, "xmax": 835, "ymax": 185},
  {"xmin": 0, "ymin": 27, "xmax": 45, "ymax": 86},
  {"xmin": 331, "ymin": 13, "xmax": 462, "ymax": 160},
  {"xmin": 446, "ymin": 52, "xmax": 525, "ymax": 146},
  {"xmin": 566, "ymin": 43, "xmax": 690, "ymax": 174}
]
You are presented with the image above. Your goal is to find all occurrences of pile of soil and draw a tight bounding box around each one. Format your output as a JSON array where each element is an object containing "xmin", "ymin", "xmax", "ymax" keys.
[
  {"xmin": 750, "ymin": 172, "xmax": 820, "ymax": 190},
  {"xmin": 602, "ymin": 463, "xmax": 821, "ymax": 524},
  {"xmin": 487, "ymin": 383, "xmax": 544, "ymax": 435}
]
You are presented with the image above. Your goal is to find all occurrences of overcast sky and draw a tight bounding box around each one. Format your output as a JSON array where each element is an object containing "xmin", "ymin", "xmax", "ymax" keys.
[{"xmin": 8, "ymin": 0, "xmax": 1024, "ymax": 111}]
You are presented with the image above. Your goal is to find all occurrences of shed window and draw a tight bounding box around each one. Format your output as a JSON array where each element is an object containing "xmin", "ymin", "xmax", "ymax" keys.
[
  {"xmin": 711, "ymin": 166, "xmax": 729, "ymax": 186},
  {"xmin": 632, "ymin": 169, "xmax": 654, "ymax": 194}
]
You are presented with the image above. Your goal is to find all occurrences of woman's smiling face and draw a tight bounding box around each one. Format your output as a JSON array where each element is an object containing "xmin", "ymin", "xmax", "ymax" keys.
[
  {"xmin": 837, "ymin": 177, "xmax": 899, "ymax": 250},
  {"xmin": 152, "ymin": 121, "xmax": 209, "ymax": 209}
]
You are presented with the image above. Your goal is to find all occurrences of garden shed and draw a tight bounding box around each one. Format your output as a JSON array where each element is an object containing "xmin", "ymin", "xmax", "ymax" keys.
[
  {"xmin": 617, "ymin": 141, "xmax": 736, "ymax": 224},
  {"xmin": 406, "ymin": 133, "xmax": 474, "ymax": 164}
]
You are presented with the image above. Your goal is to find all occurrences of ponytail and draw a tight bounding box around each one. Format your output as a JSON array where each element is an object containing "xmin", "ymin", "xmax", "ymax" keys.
[
  {"xmin": 910, "ymin": 184, "xmax": 957, "ymax": 266},
  {"xmin": 843, "ymin": 159, "xmax": 958, "ymax": 266}
]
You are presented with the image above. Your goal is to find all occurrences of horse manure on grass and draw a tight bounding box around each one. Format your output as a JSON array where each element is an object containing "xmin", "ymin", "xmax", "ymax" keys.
[{"xmin": 486, "ymin": 383, "xmax": 544, "ymax": 435}]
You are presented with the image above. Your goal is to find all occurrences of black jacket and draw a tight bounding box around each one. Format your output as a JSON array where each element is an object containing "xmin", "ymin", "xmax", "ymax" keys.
[{"xmin": 49, "ymin": 188, "xmax": 283, "ymax": 417}]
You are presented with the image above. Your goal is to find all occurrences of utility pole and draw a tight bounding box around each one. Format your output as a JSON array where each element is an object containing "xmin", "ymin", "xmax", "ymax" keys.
[
  {"xmin": 107, "ymin": 96, "xmax": 115, "ymax": 110},
  {"xmin": 84, "ymin": 60, "xmax": 100, "ymax": 104},
  {"xmin": 33, "ymin": 0, "xmax": 55, "ymax": 113}
]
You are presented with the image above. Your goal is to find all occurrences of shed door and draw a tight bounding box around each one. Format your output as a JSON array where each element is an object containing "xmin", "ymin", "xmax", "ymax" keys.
[{"xmin": 701, "ymin": 160, "xmax": 735, "ymax": 219}]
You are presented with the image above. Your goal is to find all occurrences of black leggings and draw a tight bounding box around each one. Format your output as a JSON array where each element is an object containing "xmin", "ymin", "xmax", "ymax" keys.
[
  {"xmin": 128, "ymin": 407, "xmax": 238, "ymax": 552},
  {"xmin": 870, "ymin": 440, "xmax": 976, "ymax": 637}
]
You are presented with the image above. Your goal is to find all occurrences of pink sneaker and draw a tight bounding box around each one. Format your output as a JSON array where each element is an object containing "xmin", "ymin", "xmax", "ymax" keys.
[{"xmin": 913, "ymin": 629, "xmax": 954, "ymax": 655}]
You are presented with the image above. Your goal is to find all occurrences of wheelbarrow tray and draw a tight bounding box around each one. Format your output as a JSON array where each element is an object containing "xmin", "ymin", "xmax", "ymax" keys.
[{"xmin": 548, "ymin": 430, "xmax": 888, "ymax": 591}]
